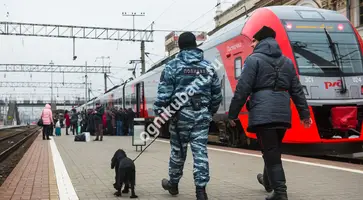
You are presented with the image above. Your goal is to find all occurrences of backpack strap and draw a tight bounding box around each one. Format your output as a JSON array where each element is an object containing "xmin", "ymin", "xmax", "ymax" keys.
[{"xmin": 251, "ymin": 53, "xmax": 287, "ymax": 93}]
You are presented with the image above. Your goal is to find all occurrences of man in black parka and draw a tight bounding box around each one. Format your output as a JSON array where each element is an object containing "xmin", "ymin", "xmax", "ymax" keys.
[{"xmin": 228, "ymin": 26, "xmax": 312, "ymax": 200}]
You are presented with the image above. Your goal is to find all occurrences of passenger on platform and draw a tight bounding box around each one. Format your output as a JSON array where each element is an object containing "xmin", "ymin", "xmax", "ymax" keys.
[
  {"xmin": 60, "ymin": 118, "xmax": 64, "ymax": 128},
  {"xmin": 121, "ymin": 109, "xmax": 128, "ymax": 136},
  {"xmin": 105, "ymin": 107, "xmax": 112, "ymax": 135},
  {"xmin": 227, "ymin": 26, "xmax": 312, "ymax": 200},
  {"xmin": 80, "ymin": 110, "xmax": 87, "ymax": 133},
  {"xmin": 41, "ymin": 104, "xmax": 54, "ymax": 140},
  {"xmin": 127, "ymin": 108, "xmax": 135, "ymax": 136},
  {"xmin": 102, "ymin": 111, "xmax": 107, "ymax": 134},
  {"xmin": 70, "ymin": 108, "xmax": 79, "ymax": 135},
  {"xmin": 153, "ymin": 32, "xmax": 222, "ymax": 200},
  {"xmin": 94, "ymin": 103, "xmax": 105, "ymax": 141},
  {"xmin": 87, "ymin": 109, "xmax": 95, "ymax": 136},
  {"xmin": 55, "ymin": 120, "xmax": 61, "ymax": 136},
  {"xmin": 115, "ymin": 107, "xmax": 123, "ymax": 136},
  {"xmin": 49, "ymin": 116, "xmax": 56, "ymax": 136},
  {"xmin": 64, "ymin": 110, "xmax": 70, "ymax": 135},
  {"xmin": 82, "ymin": 109, "xmax": 88, "ymax": 133},
  {"xmin": 111, "ymin": 107, "xmax": 117, "ymax": 135}
]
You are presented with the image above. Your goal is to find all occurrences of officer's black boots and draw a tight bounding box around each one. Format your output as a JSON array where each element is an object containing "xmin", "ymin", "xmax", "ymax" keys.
[
  {"xmin": 161, "ymin": 179, "xmax": 179, "ymax": 196},
  {"xmin": 257, "ymin": 166, "xmax": 273, "ymax": 192},
  {"xmin": 265, "ymin": 164, "xmax": 288, "ymax": 200},
  {"xmin": 195, "ymin": 186, "xmax": 208, "ymax": 200}
]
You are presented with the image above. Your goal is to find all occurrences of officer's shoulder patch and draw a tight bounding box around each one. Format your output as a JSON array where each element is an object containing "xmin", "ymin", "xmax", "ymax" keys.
[{"xmin": 182, "ymin": 68, "xmax": 208, "ymax": 75}]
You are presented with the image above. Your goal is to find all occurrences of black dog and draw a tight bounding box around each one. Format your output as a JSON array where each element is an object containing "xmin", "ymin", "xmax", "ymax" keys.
[{"xmin": 111, "ymin": 149, "xmax": 138, "ymax": 198}]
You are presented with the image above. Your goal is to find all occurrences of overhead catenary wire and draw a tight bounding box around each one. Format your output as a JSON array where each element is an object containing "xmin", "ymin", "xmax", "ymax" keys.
[
  {"xmin": 142, "ymin": 1, "xmax": 220, "ymax": 33},
  {"xmin": 107, "ymin": 74, "xmax": 125, "ymax": 81},
  {"xmin": 145, "ymin": 53, "xmax": 155, "ymax": 65},
  {"xmin": 107, "ymin": 76, "xmax": 115, "ymax": 86},
  {"xmin": 151, "ymin": 0, "xmax": 179, "ymax": 26},
  {"xmin": 142, "ymin": 0, "xmax": 179, "ymax": 31},
  {"xmin": 181, "ymin": 2, "xmax": 221, "ymax": 30}
]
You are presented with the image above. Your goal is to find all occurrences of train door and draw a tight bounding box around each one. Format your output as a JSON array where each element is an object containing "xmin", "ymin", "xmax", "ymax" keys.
[
  {"xmin": 140, "ymin": 81, "xmax": 146, "ymax": 118},
  {"xmin": 135, "ymin": 82, "xmax": 141, "ymax": 118},
  {"xmin": 221, "ymin": 73, "xmax": 226, "ymax": 112},
  {"xmin": 234, "ymin": 56, "xmax": 247, "ymax": 113},
  {"xmin": 122, "ymin": 84, "xmax": 126, "ymax": 109},
  {"xmin": 237, "ymin": 35, "xmax": 253, "ymax": 113},
  {"xmin": 217, "ymin": 53, "xmax": 226, "ymax": 112}
]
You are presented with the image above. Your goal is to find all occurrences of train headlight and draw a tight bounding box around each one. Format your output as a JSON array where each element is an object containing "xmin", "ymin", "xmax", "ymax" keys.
[
  {"xmin": 302, "ymin": 85, "xmax": 309, "ymax": 95},
  {"xmin": 361, "ymin": 85, "xmax": 363, "ymax": 95},
  {"xmin": 283, "ymin": 21, "xmax": 292, "ymax": 29},
  {"xmin": 337, "ymin": 24, "xmax": 344, "ymax": 31}
]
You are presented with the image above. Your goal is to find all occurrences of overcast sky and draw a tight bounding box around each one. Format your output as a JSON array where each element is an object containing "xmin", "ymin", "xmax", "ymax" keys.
[{"xmin": 0, "ymin": 0, "xmax": 239, "ymax": 116}]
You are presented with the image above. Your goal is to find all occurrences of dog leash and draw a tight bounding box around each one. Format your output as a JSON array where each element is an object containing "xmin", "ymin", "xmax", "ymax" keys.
[{"xmin": 132, "ymin": 135, "xmax": 159, "ymax": 162}]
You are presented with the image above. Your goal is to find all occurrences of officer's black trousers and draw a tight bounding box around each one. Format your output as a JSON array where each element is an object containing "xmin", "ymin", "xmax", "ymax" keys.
[{"xmin": 256, "ymin": 128, "xmax": 286, "ymax": 167}]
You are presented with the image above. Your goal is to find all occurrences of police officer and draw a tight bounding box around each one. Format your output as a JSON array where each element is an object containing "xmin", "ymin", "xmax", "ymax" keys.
[
  {"xmin": 228, "ymin": 26, "xmax": 312, "ymax": 200},
  {"xmin": 153, "ymin": 32, "xmax": 222, "ymax": 200}
]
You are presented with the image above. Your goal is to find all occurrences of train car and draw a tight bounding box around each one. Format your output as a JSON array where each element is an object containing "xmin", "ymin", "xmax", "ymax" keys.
[
  {"xmin": 208, "ymin": 5, "xmax": 363, "ymax": 155},
  {"xmin": 79, "ymin": 6, "xmax": 363, "ymax": 156}
]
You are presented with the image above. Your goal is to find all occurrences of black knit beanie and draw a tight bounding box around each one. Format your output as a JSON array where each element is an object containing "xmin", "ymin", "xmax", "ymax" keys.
[{"xmin": 178, "ymin": 32, "xmax": 197, "ymax": 50}]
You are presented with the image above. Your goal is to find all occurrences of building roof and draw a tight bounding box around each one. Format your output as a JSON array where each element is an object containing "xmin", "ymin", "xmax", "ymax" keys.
[{"xmin": 214, "ymin": 0, "xmax": 247, "ymax": 20}]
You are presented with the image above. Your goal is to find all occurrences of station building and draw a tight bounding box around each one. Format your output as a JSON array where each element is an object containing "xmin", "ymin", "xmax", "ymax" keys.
[{"xmin": 211, "ymin": 0, "xmax": 363, "ymax": 38}]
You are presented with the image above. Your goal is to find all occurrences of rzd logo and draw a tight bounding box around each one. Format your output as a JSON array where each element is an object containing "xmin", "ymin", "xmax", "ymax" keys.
[{"xmin": 324, "ymin": 80, "xmax": 341, "ymax": 89}]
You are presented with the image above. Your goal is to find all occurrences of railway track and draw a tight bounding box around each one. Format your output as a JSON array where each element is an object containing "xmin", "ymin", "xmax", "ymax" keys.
[
  {"xmin": 0, "ymin": 126, "xmax": 41, "ymax": 163},
  {"xmin": 0, "ymin": 127, "xmax": 32, "ymax": 142}
]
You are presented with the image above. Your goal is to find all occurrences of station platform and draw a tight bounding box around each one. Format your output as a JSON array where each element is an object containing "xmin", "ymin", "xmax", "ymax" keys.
[{"xmin": 1, "ymin": 129, "xmax": 363, "ymax": 200}]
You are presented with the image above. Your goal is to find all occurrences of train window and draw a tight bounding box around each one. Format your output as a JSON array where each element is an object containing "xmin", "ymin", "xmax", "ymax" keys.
[
  {"xmin": 234, "ymin": 57, "xmax": 242, "ymax": 79},
  {"xmin": 296, "ymin": 10, "xmax": 324, "ymax": 19},
  {"xmin": 287, "ymin": 27, "xmax": 363, "ymax": 76},
  {"xmin": 126, "ymin": 95, "xmax": 131, "ymax": 107},
  {"xmin": 131, "ymin": 93, "xmax": 136, "ymax": 104},
  {"xmin": 360, "ymin": 1, "xmax": 363, "ymax": 26}
]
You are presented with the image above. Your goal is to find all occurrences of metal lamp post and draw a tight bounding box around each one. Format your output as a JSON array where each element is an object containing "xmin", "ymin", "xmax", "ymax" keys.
[
  {"xmin": 49, "ymin": 60, "xmax": 54, "ymax": 107},
  {"xmin": 95, "ymin": 56, "xmax": 110, "ymax": 93}
]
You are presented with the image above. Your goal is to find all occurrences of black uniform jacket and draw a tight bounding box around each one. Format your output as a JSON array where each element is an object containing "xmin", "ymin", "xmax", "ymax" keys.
[{"xmin": 228, "ymin": 37, "xmax": 310, "ymax": 132}]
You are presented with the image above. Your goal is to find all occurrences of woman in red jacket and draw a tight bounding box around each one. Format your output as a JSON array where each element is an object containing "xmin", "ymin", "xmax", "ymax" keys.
[{"xmin": 64, "ymin": 110, "xmax": 71, "ymax": 135}]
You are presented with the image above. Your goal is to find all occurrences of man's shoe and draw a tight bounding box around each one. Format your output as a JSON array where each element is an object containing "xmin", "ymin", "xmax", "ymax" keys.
[
  {"xmin": 161, "ymin": 178, "xmax": 178, "ymax": 196},
  {"xmin": 196, "ymin": 186, "xmax": 208, "ymax": 200},
  {"xmin": 265, "ymin": 164, "xmax": 288, "ymax": 200},
  {"xmin": 257, "ymin": 166, "xmax": 273, "ymax": 192}
]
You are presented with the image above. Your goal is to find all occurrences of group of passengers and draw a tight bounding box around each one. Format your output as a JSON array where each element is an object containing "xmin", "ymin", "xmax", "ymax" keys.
[
  {"xmin": 40, "ymin": 103, "xmax": 135, "ymax": 140},
  {"xmin": 78, "ymin": 104, "xmax": 136, "ymax": 139}
]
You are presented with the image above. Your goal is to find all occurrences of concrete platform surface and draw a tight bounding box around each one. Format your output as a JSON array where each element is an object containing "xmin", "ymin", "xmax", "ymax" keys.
[{"xmin": 51, "ymin": 131, "xmax": 363, "ymax": 200}]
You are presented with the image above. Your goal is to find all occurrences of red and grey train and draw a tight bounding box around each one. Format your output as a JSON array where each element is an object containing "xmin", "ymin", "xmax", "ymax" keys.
[{"xmin": 78, "ymin": 6, "xmax": 363, "ymax": 155}]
